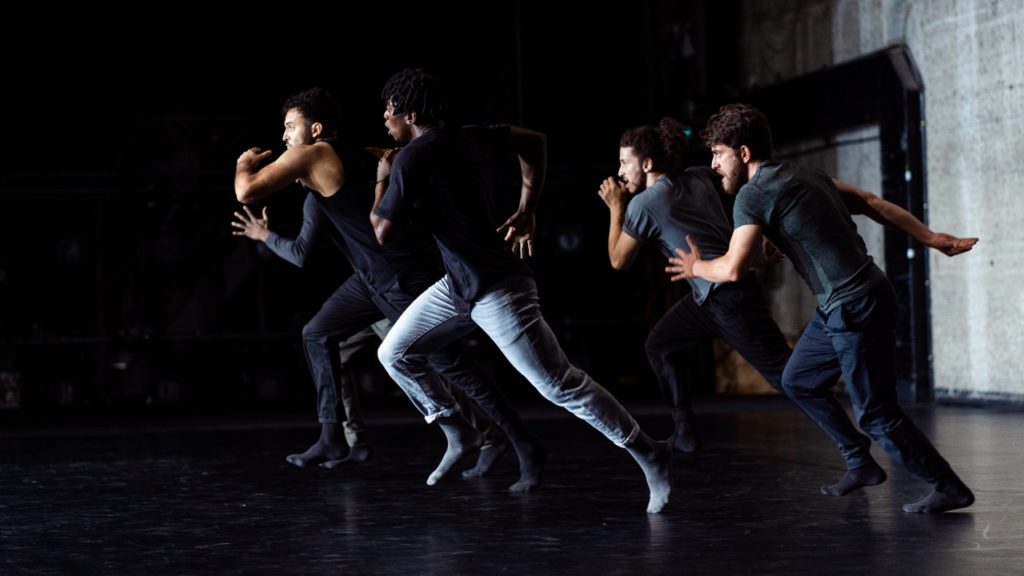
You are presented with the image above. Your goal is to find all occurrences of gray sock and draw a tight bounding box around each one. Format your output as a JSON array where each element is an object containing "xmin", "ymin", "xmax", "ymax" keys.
[
  {"xmin": 427, "ymin": 415, "xmax": 482, "ymax": 486},
  {"xmin": 625, "ymin": 432, "xmax": 672, "ymax": 514}
]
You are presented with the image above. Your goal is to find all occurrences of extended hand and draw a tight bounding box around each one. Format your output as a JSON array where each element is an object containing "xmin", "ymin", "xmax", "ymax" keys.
[
  {"xmin": 497, "ymin": 211, "xmax": 536, "ymax": 259},
  {"xmin": 231, "ymin": 205, "xmax": 270, "ymax": 242},
  {"xmin": 929, "ymin": 233, "xmax": 979, "ymax": 257},
  {"xmin": 665, "ymin": 235, "xmax": 702, "ymax": 282}
]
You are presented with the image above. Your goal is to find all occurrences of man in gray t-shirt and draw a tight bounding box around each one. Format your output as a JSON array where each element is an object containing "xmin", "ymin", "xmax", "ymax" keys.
[
  {"xmin": 598, "ymin": 118, "xmax": 791, "ymax": 453},
  {"xmin": 669, "ymin": 103, "xmax": 978, "ymax": 514}
]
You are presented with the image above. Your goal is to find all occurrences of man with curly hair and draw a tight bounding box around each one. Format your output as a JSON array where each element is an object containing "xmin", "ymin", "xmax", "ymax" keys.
[
  {"xmin": 598, "ymin": 117, "xmax": 792, "ymax": 454},
  {"xmin": 668, "ymin": 103, "xmax": 977, "ymax": 513},
  {"xmin": 234, "ymin": 87, "xmax": 544, "ymax": 487},
  {"xmin": 372, "ymin": 68, "xmax": 671, "ymax": 513}
]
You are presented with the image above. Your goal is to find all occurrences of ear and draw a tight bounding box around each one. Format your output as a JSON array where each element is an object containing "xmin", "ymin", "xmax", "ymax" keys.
[
  {"xmin": 406, "ymin": 111, "xmax": 418, "ymax": 126},
  {"xmin": 310, "ymin": 122, "xmax": 323, "ymax": 139},
  {"xmin": 739, "ymin": 145, "xmax": 752, "ymax": 164},
  {"xmin": 641, "ymin": 158, "xmax": 654, "ymax": 174}
]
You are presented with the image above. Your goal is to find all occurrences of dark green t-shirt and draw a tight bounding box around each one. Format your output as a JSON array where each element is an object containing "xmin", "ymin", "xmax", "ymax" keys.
[{"xmin": 733, "ymin": 161, "xmax": 885, "ymax": 312}]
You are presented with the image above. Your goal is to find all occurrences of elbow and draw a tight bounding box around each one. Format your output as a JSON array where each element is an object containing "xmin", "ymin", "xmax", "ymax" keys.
[
  {"xmin": 235, "ymin": 185, "xmax": 255, "ymax": 205},
  {"xmin": 609, "ymin": 257, "xmax": 629, "ymax": 271},
  {"xmin": 371, "ymin": 220, "xmax": 389, "ymax": 245},
  {"xmin": 722, "ymin": 269, "xmax": 743, "ymax": 283},
  {"xmin": 370, "ymin": 213, "xmax": 393, "ymax": 245},
  {"xmin": 719, "ymin": 261, "xmax": 748, "ymax": 282}
]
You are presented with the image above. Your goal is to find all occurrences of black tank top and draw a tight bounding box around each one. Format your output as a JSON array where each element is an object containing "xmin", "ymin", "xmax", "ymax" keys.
[{"xmin": 311, "ymin": 138, "xmax": 439, "ymax": 291}]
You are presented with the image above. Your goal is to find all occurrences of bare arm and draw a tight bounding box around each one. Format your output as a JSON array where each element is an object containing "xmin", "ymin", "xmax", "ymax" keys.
[
  {"xmin": 597, "ymin": 177, "xmax": 641, "ymax": 270},
  {"xmin": 234, "ymin": 146, "xmax": 314, "ymax": 205},
  {"xmin": 496, "ymin": 126, "xmax": 547, "ymax": 258},
  {"xmin": 834, "ymin": 179, "xmax": 978, "ymax": 256},
  {"xmin": 666, "ymin": 224, "xmax": 763, "ymax": 283}
]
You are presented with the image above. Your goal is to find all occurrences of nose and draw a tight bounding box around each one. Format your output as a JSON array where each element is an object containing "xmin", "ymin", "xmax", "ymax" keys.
[{"xmin": 710, "ymin": 157, "xmax": 719, "ymax": 171}]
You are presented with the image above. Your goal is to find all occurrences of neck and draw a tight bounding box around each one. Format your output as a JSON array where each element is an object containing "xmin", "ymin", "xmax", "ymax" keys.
[
  {"xmin": 746, "ymin": 160, "xmax": 762, "ymax": 182},
  {"xmin": 411, "ymin": 123, "xmax": 436, "ymax": 141},
  {"xmin": 644, "ymin": 171, "xmax": 664, "ymax": 188}
]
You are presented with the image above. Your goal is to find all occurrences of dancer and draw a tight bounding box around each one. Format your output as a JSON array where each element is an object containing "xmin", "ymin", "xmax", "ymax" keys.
[
  {"xmin": 597, "ymin": 117, "xmax": 791, "ymax": 452},
  {"xmin": 231, "ymin": 197, "xmax": 510, "ymax": 471},
  {"xmin": 668, "ymin": 103, "xmax": 977, "ymax": 513},
  {"xmin": 234, "ymin": 87, "xmax": 544, "ymax": 486},
  {"xmin": 372, "ymin": 68, "xmax": 670, "ymax": 512}
]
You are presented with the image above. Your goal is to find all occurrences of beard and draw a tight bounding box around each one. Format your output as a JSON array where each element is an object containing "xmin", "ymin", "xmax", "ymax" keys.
[{"xmin": 721, "ymin": 164, "xmax": 746, "ymax": 195}]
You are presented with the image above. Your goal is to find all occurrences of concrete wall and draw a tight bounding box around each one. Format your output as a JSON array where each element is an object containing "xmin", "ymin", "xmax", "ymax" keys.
[{"xmin": 737, "ymin": 0, "xmax": 1024, "ymax": 401}]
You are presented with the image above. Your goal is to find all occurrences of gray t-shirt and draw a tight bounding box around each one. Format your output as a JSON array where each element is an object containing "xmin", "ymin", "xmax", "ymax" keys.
[
  {"xmin": 733, "ymin": 161, "xmax": 885, "ymax": 312},
  {"xmin": 622, "ymin": 167, "xmax": 732, "ymax": 304}
]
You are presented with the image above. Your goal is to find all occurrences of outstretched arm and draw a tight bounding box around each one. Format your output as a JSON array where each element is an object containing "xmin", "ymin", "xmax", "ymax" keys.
[
  {"xmin": 834, "ymin": 179, "xmax": 979, "ymax": 256},
  {"xmin": 666, "ymin": 224, "xmax": 763, "ymax": 283},
  {"xmin": 496, "ymin": 126, "xmax": 547, "ymax": 259},
  {"xmin": 597, "ymin": 177, "xmax": 641, "ymax": 270}
]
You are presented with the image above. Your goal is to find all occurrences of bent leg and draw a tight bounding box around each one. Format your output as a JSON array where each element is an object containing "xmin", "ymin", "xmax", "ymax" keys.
[
  {"xmin": 644, "ymin": 298, "xmax": 715, "ymax": 452},
  {"xmin": 834, "ymin": 285, "xmax": 972, "ymax": 512},
  {"xmin": 471, "ymin": 276, "xmax": 670, "ymax": 511},
  {"xmin": 291, "ymin": 277, "xmax": 384, "ymax": 468},
  {"xmin": 783, "ymin": 310, "xmax": 874, "ymax": 471}
]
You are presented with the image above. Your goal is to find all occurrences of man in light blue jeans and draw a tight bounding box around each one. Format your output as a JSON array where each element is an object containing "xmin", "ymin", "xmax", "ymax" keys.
[{"xmin": 371, "ymin": 68, "xmax": 671, "ymax": 513}]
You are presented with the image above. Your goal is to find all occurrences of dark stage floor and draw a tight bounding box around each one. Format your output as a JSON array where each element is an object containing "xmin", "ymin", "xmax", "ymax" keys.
[{"xmin": 2, "ymin": 397, "xmax": 1022, "ymax": 575}]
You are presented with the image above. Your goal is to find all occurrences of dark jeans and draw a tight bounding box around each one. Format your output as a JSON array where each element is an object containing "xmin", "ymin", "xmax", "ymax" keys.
[
  {"xmin": 302, "ymin": 272, "xmax": 528, "ymax": 444},
  {"xmin": 782, "ymin": 280, "xmax": 958, "ymax": 488},
  {"xmin": 645, "ymin": 273, "xmax": 791, "ymax": 422}
]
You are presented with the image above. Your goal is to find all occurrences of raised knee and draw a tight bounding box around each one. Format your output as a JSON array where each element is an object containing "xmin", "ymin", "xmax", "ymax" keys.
[
  {"xmin": 644, "ymin": 335, "xmax": 671, "ymax": 362},
  {"xmin": 377, "ymin": 339, "xmax": 399, "ymax": 368}
]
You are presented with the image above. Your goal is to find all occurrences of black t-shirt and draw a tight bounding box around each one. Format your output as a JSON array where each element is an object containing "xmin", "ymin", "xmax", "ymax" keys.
[
  {"xmin": 312, "ymin": 138, "xmax": 440, "ymax": 291},
  {"xmin": 375, "ymin": 125, "xmax": 531, "ymax": 302}
]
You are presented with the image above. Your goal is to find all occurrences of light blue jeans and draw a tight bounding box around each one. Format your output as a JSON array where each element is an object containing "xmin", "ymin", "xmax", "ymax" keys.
[{"xmin": 378, "ymin": 274, "xmax": 639, "ymax": 446}]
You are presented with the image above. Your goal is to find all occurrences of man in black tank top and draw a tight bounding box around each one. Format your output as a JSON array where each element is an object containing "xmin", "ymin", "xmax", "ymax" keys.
[
  {"xmin": 230, "ymin": 192, "xmax": 514, "ymax": 468},
  {"xmin": 234, "ymin": 88, "xmax": 545, "ymax": 489}
]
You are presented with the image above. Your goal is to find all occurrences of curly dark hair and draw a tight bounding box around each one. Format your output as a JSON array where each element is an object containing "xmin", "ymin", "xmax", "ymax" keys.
[
  {"xmin": 699, "ymin": 103, "xmax": 773, "ymax": 161},
  {"xmin": 281, "ymin": 87, "xmax": 342, "ymax": 135},
  {"xmin": 381, "ymin": 68, "xmax": 447, "ymax": 127},
  {"xmin": 619, "ymin": 117, "xmax": 693, "ymax": 175}
]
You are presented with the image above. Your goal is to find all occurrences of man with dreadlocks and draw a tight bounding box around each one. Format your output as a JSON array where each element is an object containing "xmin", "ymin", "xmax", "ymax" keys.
[
  {"xmin": 597, "ymin": 117, "xmax": 792, "ymax": 455},
  {"xmin": 372, "ymin": 68, "xmax": 672, "ymax": 513},
  {"xmin": 234, "ymin": 87, "xmax": 546, "ymax": 489}
]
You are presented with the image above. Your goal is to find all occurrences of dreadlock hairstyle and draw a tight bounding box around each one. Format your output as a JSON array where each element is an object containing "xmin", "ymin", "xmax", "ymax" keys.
[
  {"xmin": 281, "ymin": 87, "xmax": 342, "ymax": 136},
  {"xmin": 699, "ymin": 103, "xmax": 773, "ymax": 161},
  {"xmin": 618, "ymin": 117, "xmax": 694, "ymax": 176},
  {"xmin": 381, "ymin": 68, "xmax": 447, "ymax": 128}
]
